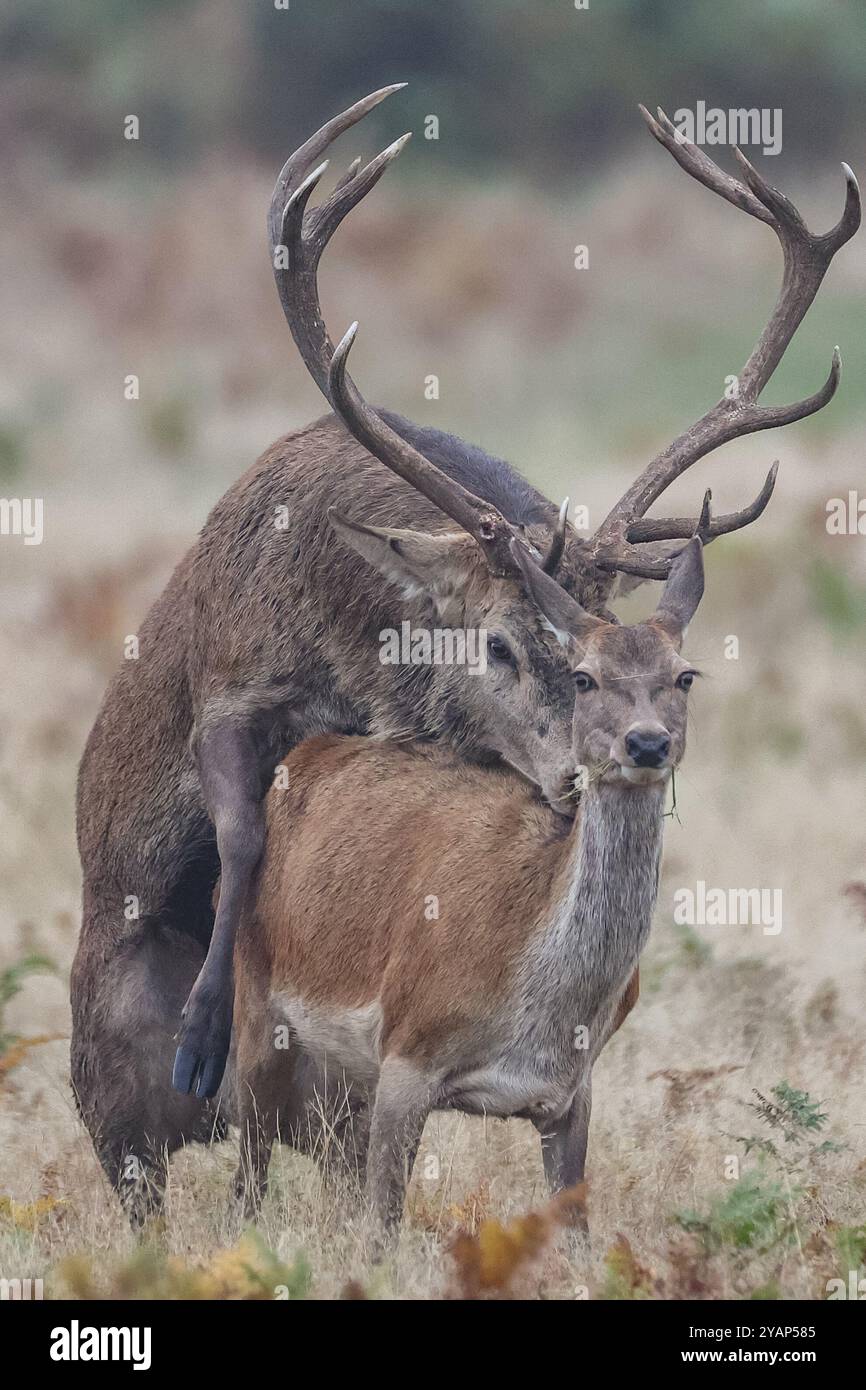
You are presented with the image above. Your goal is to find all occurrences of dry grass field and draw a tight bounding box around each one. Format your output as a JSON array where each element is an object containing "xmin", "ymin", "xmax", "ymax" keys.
[{"xmin": 1, "ymin": 146, "xmax": 865, "ymax": 1299}]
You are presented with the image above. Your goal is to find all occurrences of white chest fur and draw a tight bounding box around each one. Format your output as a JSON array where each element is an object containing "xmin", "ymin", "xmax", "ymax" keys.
[{"xmin": 274, "ymin": 994, "xmax": 384, "ymax": 1086}]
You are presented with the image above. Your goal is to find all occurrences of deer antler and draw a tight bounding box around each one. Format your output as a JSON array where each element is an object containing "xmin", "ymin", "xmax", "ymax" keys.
[
  {"xmin": 589, "ymin": 105, "xmax": 860, "ymax": 579},
  {"xmin": 539, "ymin": 497, "xmax": 570, "ymax": 575},
  {"xmin": 269, "ymin": 86, "xmax": 524, "ymax": 579}
]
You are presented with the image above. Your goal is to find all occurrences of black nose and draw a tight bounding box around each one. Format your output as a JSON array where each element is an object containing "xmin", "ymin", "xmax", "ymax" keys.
[{"xmin": 625, "ymin": 729, "xmax": 671, "ymax": 768}]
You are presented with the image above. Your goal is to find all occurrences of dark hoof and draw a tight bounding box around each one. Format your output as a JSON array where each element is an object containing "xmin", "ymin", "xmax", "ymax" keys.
[
  {"xmin": 172, "ymin": 1043, "xmax": 228, "ymax": 1099},
  {"xmin": 173, "ymin": 978, "xmax": 233, "ymax": 1097}
]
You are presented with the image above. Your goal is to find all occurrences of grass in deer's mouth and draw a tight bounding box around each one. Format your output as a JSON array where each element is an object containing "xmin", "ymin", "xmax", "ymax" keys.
[
  {"xmin": 557, "ymin": 759, "xmax": 616, "ymax": 806},
  {"xmin": 662, "ymin": 767, "xmax": 682, "ymax": 822}
]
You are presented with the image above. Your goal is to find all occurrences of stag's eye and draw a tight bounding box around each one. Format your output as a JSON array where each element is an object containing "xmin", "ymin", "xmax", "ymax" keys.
[
  {"xmin": 574, "ymin": 670, "xmax": 597, "ymax": 693},
  {"xmin": 487, "ymin": 636, "xmax": 514, "ymax": 666},
  {"xmin": 676, "ymin": 670, "xmax": 697, "ymax": 692}
]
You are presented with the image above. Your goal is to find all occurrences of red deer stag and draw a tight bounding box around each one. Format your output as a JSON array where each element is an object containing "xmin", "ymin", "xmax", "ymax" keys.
[
  {"xmin": 71, "ymin": 87, "xmax": 858, "ymax": 1225},
  {"xmin": 231, "ymin": 539, "xmax": 706, "ymax": 1235}
]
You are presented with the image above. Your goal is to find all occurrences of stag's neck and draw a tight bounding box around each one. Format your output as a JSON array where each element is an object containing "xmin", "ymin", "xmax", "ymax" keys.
[{"xmin": 525, "ymin": 782, "xmax": 665, "ymax": 1032}]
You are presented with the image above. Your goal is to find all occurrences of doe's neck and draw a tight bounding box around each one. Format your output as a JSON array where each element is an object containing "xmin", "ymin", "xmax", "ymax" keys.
[
  {"xmin": 547, "ymin": 779, "xmax": 667, "ymax": 1004},
  {"xmin": 570, "ymin": 779, "xmax": 667, "ymax": 898}
]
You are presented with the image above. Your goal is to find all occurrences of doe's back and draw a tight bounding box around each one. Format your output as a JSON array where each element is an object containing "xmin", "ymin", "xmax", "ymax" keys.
[{"xmin": 241, "ymin": 735, "xmax": 570, "ymax": 1053}]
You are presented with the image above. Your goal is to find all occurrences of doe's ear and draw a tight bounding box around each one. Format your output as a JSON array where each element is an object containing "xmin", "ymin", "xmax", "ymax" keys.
[
  {"xmin": 328, "ymin": 509, "xmax": 477, "ymax": 609},
  {"xmin": 509, "ymin": 538, "xmax": 605, "ymax": 646},
  {"xmin": 652, "ymin": 537, "xmax": 705, "ymax": 645}
]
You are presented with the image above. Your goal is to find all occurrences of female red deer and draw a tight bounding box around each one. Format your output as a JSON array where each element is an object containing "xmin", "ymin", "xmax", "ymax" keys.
[{"xmin": 231, "ymin": 538, "xmax": 705, "ymax": 1234}]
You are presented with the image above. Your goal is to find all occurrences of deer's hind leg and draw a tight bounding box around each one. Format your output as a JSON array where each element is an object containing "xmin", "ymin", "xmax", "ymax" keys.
[
  {"xmin": 233, "ymin": 1055, "xmax": 321, "ymax": 1220},
  {"xmin": 71, "ymin": 918, "xmax": 221, "ymax": 1228},
  {"xmin": 234, "ymin": 1099, "xmax": 279, "ymax": 1221},
  {"xmin": 233, "ymin": 1050, "xmax": 372, "ymax": 1219},
  {"xmin": 231, "ymin": 973, "xmax": 305, "ymax": 1219},
  {"xmin": 290, "ymin": 1058, "xmax": 371, "ymax": 1191}
]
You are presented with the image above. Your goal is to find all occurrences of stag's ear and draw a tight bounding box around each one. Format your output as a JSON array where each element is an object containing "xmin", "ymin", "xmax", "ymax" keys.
[
  {"xmin": 509, "ymin": 538, "xmax": 605, "ymax": 646},
  {"xmin": 652, "ymin": 537, "xmax": 705, "ymax": 645},
  {"xmin": 328, "ymin": 510, "xmax": 477, "ymax": 611}
]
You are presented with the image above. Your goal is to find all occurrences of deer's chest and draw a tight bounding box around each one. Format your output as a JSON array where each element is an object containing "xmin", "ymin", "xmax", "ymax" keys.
[
  {"xmin": 442, "ymin": 1060, "xmax": 584, "ymax": 1122},
  {"xmin": 275, "ymin": 993, "xmax": 383, "ymax": 1086},
  {"xmin": 440, "ymin": 1006, "xmax": 592, "ymax": 1121}
]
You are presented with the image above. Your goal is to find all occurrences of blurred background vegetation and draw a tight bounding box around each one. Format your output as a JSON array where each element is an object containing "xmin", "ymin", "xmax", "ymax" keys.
[
  {"xmin": 2, "ymin": 0, "xmax": 865, "ymax": 490},
  {"xmin": 4, "ymin": 0, "xmax": 866, "ymax": 173}
]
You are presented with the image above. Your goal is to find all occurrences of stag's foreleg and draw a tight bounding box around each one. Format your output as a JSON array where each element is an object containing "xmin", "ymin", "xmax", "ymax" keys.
[{"xmin": 174, "ymin": 722, "xmax": 269, "ymax": 1099}]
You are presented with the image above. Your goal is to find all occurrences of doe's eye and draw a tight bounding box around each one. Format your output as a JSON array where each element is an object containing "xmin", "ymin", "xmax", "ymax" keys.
[
  {"xmin": 487, "ymin": 636, "xmax": 514, "ymax": 665},
  {"xmin": 676, "ymin": 670, "xmax": 696, "ymax": 692},
  {"xmin": 574, "ymin": 670, "xmax": 597, "ymax": 693}
]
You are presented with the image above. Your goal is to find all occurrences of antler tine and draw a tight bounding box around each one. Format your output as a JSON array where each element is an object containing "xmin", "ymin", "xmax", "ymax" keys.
[
  {"xmin": 827, "ymin": 162, "xmax": 862, "ymax": 251},
  {"xmin": 270, "ymin": 87, "xmax": 524, "ymax": 578},
  {"xmin": 541, "ymin": 498, "xmax": 569, "ymax": 575},
  {"xmin": 332, "ymin": 156, "xmax": 362, "ymax": 196},
  {"xmin": 640, "ymin": 105, "xmax": 773, "ymax": 225},
  {"xmin": 591, "ymin": 107, "xmax": 860, "ymax": 576},
  {"xmin": 311, "ymin": 134, "xmax": 412, "ymax": 250},
  {"xmin": 268, "ymin": 83, "xmax": 408, "ymax": 401},
  {"xmin": 595, "ymin": 545, "xmax": 681, "ymax": 581},
  {"xmin": 598, "ymin": 464, "xmax": 780, "ymax": 580},
  {"xmin": 696, "ymin": 488, "xmax": 713, "ymax": 535},
  {"xmin": 329, "ymin": 326, "xmax": 521, "ymax": 574},
  {"xmin": 627, "ymin": 463, "xmax": 778, "ymax": 545}
]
